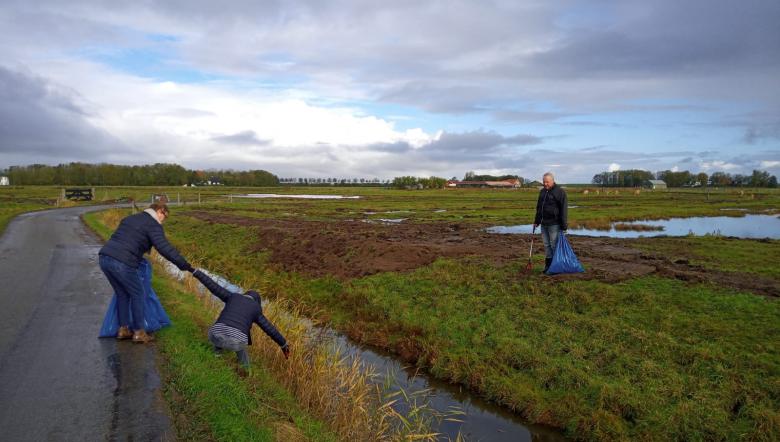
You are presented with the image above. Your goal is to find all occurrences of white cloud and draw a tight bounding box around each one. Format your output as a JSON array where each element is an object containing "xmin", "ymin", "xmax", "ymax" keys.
[
  {"xmin": 608, "ymin": 163, "xmax": 621, "ymax": 172},
  {"xmin": 760, "ymin": 160, "xmax": 780, "ymax": 169},
  {"xmin": 17, "ymin": 60, "xmax": 436, "ymax": 170},
  {"xmin": 699, "ymin": 160, "xmax": 740, "ymax": 171}
]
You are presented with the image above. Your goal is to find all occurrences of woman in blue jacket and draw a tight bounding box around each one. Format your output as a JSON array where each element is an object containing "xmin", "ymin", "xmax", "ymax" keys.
[
  {"xmin": 192, "ymin": 269, "xmax": 290, "ymax": 367},
  {"xmin": 98, "ymin": 203, "xmax": 194, "ymax": 343}
]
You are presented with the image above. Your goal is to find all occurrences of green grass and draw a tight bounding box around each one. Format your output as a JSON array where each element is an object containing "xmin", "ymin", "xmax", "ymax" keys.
[
  {"xmin": 342, "ymin": 263, "xmax": 779, "ymax": 440},
  {"xmin": 121, "ymin": 187, "xmax": 780, "ymax": 441},
  {"xmin": 62, "ymin": 187, "xmax": 780, "ymax": 440},
  {"xmin": 634, "ymin": 236, "xmax": 780, "ymax": 278}
]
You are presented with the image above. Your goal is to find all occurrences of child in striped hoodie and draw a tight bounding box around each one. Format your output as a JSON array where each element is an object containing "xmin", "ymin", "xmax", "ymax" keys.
[{"xmin": 192, "ymin": 270, "xmax": 289, "ymax": 367}]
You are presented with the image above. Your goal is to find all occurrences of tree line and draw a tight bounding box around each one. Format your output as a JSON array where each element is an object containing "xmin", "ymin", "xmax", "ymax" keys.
[
  {"xmin": 391, "ymin": 176, "xmax": 448, "ymax": 189},
  {"xmin": 592, "ymin": 169, "xmax": 778, "ymax": 188},
  {"xmin": 463, "ymin": 171, "xmax": 525, "ymax": 183},
  {"xmin": 279, "ymin": 177, "xmax": 390, "ymax": 186},
  {"xmin": 1, "ymin": 162, "xmax": 279, "ymax": 187}
]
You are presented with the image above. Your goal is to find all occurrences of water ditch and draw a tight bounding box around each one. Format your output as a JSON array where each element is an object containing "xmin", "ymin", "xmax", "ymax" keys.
[
  {"xmin": 156, "ymin": 259, "xmax": 567, "ymax": 441},
  {"xmin": 231, "ymin": 194, "xmax": 361, "ymax": 200},
  {"xmin": 488, "ymin": 214, "xmax": 780, "ymax": 239}
]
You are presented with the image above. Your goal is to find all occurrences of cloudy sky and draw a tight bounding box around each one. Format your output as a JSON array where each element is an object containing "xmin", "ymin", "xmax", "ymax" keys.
[{"xmin": 1, "ymin": 0, "xmax": 779, "ymax": 182}]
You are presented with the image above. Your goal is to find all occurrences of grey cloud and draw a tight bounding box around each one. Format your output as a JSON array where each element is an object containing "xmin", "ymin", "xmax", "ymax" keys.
[
  {"xmin": 4, "ymin": 0, "xmax": 779, "ymax": 116},
  {"xmin": 0, "ymin": 65, "xmax": 126, "ymax": 164},
  {"xmin": 379, "ymin": 82, "xmax": 489, "ymax": 114},
  {"xmin": 365, "ymin": 141, "xmax": 412, "ymax": 154},
  {"xmin": 492, "ymin": 110, "xmax": 575, "ymax": 123},
  {"xmin": 743, "ymin": 123, "xmax": 780, "ymax": 144},
  {"xmin": 211, "ymin": 130, "xmax": 271, "ymax": 146}
]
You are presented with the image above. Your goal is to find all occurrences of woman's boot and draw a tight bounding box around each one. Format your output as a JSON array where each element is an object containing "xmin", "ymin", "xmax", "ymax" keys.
[
  {"xmin": 543, "ymin": 258, "xmax": 552, "ymax": 273},
  {"xmin": 132, "ymin": 330, "xmax": 154, "ymax": 343},
  {"xmin": 117, "ymin": 326, "xmax": 132, "ymax": 340}
]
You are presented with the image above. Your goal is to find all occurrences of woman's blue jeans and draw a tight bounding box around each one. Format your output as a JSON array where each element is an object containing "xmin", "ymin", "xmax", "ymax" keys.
[
  {"xmin": 99, "ymin": 254, "xmax": 145, "ymax": 331},
  {"xmin": 541, "ymin": 224, "xmax": 561, "ymax": 259}
]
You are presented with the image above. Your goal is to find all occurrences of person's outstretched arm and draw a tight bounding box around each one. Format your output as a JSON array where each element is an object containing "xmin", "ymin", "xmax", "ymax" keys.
[
  {"xmin": 192, "ymin": 269, "xmax": 233, "ymax": 303},
  {"xmin": 148, "ymin": 224, "xmax": 194, "ymax": 272},
  {"xmin": 255, "ymin": 312, "xmax": 288, "ymax": 357}
]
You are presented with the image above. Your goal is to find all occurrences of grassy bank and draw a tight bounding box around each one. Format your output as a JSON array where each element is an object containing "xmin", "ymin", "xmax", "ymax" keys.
[
  {"xmin": 83, "ymin": 210, "xmax": 338, "ymax": 441},
  {"xmin": 122, "ymin": 189, "xmax": 780, "ymax": 441},
  {"xmin": 152, "ymin": 272, "xmax": 337, "ymax": 441},
  {"xmin": 84, "ymin": 209, "xmax": 454, "ymax": 441}
]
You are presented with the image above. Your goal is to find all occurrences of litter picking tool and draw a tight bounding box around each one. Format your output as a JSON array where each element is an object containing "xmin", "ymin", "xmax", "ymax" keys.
[{"xmin": 525, "ymin": 226, "xmax": 536, "ymax": 273}]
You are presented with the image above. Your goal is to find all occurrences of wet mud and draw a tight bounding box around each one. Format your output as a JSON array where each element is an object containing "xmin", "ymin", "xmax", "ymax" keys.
[{"xmin": 187, "ymin": 211, "xmax": 779, "ymax": 297}]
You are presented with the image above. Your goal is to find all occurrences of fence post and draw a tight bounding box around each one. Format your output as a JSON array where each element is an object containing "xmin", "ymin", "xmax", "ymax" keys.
[
  {"xmin": 198, "ymin": 193, "xmax": 201, "ymax": 206},
  {"xmin": 177, "ymin": 193, "xmax": 180, "ymax": 205}
]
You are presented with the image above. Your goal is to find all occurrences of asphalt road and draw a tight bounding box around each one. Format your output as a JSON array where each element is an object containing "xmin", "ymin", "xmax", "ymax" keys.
[{"xmin": 0, "ymin": 206, "xmax": 174, "ymax": 441}]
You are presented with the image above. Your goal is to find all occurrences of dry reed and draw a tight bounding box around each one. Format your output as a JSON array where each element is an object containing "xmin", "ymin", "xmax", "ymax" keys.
[{"xmin": 173, "ymin": 259, "xmax": 460, "ymax": 441}]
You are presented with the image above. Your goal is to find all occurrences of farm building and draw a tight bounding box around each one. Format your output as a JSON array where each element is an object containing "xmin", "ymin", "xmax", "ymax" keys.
[
  {"xmin": 644, "ymin": 179, "xmax": 667, "ymax": 189},
  {"xmin": 446, "ymin": 178, "xmax": 521, "ymax": 188},
  {"xmin": 0, "ymin": 176, "xmax": 9, "ymax": 186}
]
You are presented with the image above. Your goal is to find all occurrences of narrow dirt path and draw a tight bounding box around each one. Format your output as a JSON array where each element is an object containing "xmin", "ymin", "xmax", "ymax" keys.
[{"xmin": 0, "ymin": 206, "xmax": 174, "ymax": 441}]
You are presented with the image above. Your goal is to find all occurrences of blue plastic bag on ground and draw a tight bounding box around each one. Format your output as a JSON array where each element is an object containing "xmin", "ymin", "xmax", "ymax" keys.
[
  {"xmin": 99, "ymin": 258, "xmax": 171, "ymax": 337},
  {"xmin": 546, "ymin": 232, "xmax": 585, "ymax": 275}
]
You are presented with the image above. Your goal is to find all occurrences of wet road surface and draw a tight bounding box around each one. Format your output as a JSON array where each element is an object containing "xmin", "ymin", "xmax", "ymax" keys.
[{"xmin": 0, "ymin": 206, "xmax": 174, "ymax": 441}]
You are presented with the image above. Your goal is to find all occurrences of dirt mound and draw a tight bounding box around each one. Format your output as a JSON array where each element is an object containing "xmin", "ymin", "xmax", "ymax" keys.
[{"xmin": 186, "ymin": 211, "xmax": 779, "ymax": 297}]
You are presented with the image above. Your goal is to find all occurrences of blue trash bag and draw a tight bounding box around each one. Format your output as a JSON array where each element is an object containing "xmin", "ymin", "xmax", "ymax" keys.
[
  {"xmin": 545, "ymin": 232, "xmax": 585, "ymax": 275},
  {"xmin": 99, "ymin": 258, "xmax": 171, "ymax": 337}
]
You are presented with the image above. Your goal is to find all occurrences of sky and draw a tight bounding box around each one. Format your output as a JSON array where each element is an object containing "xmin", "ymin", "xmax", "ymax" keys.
[{"xmin": 1, "ymin": 0, "xmax": 779, "ymax": 183}]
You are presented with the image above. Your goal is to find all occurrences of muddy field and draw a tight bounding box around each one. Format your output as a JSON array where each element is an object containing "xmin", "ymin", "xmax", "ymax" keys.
[{"xmin": 188, "ymin": 211, "xmax": 780, "ymax": 297}]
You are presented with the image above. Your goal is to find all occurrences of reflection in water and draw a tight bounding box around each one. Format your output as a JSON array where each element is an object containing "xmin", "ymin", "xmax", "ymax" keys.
[
  {"xmin": 488, "ymin": 214, "xmax": 780, "ymax": 239},
  {"xmin": 157, "ymin": 260, "xmax": 567, "ymax": 441},
  {"xmin": 232, "ymin": 193, "xmax": 360, "ymax": 199}
]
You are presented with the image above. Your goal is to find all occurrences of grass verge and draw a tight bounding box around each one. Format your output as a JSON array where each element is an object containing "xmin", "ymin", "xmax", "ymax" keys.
[
  {"xmin": 84, "ymin": 210, "xmax": 338, "ymax": 441},
  {"xmin": 84, "ymin": 209, "xmax": 452, "ymax": 441}
]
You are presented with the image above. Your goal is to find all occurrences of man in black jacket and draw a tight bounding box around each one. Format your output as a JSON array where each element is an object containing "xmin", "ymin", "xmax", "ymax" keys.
[
  {"xmin": 533, "ymin": 172, "xmax": 568, "ymax": 273},
  {"xmin": 192, "ymin": 269, "xmax": 289, "ymax": 367},
  {"xmin": 99, "ymin": 203, "xmax": 194, "ymax": 343}
]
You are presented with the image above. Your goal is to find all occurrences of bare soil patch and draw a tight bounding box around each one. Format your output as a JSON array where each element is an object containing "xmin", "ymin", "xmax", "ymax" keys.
[{"xmin": 187, "ymin": 211, "xmax": 779, "ymax": 297}]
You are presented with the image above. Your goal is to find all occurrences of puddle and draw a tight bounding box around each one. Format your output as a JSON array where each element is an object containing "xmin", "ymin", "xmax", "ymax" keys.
[
  {"xmin": 232, "ymin": 194, "xmax": 360, "ymax": 200},
  {"xmin": 487, "ymin": 214, "xmax": 780, "ymax": 239},
  {"xmin": 362, "ymin": 218, "xmax": 407, "ymax": 224},
  {"xmin": 433, "ymin": 209, "xmax": 447, "ymax": 213},
  {"xmin": 156, "ymin": 259, "xmax": 566, "ymax": 441},
  {"xmin": 719, "ymin": 208, "xmax": 748, "ymax": 212}
]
